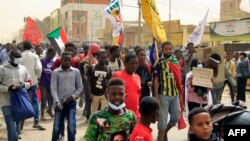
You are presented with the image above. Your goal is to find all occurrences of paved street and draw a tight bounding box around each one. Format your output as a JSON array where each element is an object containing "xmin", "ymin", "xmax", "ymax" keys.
[{"xmin": 0, "ymin": 87, "xmax": 250, "ymax": 141}]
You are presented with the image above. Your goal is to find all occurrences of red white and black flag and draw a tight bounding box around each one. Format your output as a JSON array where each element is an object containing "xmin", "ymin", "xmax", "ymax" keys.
[{"xmin": 47, "ymin": 27, "xmax": 68, "ymax": 55}]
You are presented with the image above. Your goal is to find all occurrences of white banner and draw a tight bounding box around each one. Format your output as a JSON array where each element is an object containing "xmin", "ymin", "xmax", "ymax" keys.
[
  {"xmin": 187, "ymin": 10, "xmax": 209, "ymax": 46},
  {"xmin": 210, "ymin": 18, "xmax": 250, "ymax": 36}
]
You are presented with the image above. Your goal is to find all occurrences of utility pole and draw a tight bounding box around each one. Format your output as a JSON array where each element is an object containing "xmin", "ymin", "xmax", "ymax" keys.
[
  {"xmin": 138, "ymin": 0, "xmax": 142, "ymax": 46},
  {"xmin": 168, "ymin": 0, "xmax": 171, "ymax": 41}
]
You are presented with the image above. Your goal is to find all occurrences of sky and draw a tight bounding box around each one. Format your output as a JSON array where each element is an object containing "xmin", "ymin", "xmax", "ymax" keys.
[{"xmin": 0, "ymin": 0, "xmax": 220, "ymax": 43}]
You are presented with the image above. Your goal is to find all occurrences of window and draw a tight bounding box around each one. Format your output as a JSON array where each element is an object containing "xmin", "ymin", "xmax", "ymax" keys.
[
  {"xmin": 73, "ymin": 11, "xmax": 84, "ymax": 21},
  {"xmin": 77, "ymin": 28, "xmax": 80, "ymax": 34}
]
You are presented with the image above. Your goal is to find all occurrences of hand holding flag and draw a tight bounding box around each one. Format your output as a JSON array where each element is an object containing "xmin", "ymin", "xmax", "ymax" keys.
[{"xmin": 47, "ymin": 27, "xmax": 68, "ymax": 55}]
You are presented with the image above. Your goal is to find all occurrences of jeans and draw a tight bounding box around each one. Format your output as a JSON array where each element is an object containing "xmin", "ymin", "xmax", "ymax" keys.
[
  {"xmin": 39, "ymin": 85, "xmax": 53, "ymax": 111},
  {"xmin": 28, "ymin": 85, "xmax": 40, "ymax": 121},
  {"xmin": 51, "ymin": 101, "xmax": 77, "ymax": 141},
  {"xmin": 237, "ymin": 77, "xmax": 247, "ymax": 102},
  {"xmin": 1, "ymin": 106, "xmax": 19, "ymax": 141},
  {"xmin": 211, "ymin": 87, "xmax": 224, "ymax": 104},
  {"xmin": 223, "ymin": 79, "xmax": 235, "ymax": 102},
  {"xmin": 158, "ymin": 95, "xmax": 180, "ymax": 130},
  {"xmin": 83, "ymin": 78, "xmax": 91, "ymax": 119}
]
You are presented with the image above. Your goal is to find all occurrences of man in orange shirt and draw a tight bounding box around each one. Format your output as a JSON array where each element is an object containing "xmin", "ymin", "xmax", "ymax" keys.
[{"xmin": 112, "ymin": 53, "xmax": 141, "ymax": 119}]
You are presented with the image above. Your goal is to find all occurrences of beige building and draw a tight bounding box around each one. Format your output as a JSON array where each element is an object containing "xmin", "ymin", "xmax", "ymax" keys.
[
  {"xmin": 60, "ymin": 0, "xmax": 109, "ymax": 45},
  {"xmin": 42, "ymin": 16, "xmax": 51, "ymax": 42},
  {"xmin": 50, "ymin": 9, "xmax": 61, "ymax": 31},
  {"xmin": 102, "ymin": 20, "xmax": 211, "ymax": 48},
  {"xmin": 220, "ymin": 0, "xmax": 250, "ymax": 21}
]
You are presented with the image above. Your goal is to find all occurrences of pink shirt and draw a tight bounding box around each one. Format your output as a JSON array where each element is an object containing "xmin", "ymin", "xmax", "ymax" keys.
[{"xmin": 185, "ymin": 72, "xmax": 208, "ymax": 105}]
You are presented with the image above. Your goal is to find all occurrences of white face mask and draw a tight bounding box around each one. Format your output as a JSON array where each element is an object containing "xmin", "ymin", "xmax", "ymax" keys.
[
  {"xmin": 197, "ymin": 64, "xmax": 203, "ymax": 68},
  {"xmin": 108, "ymin": 101, "xmax": 126, "ymax": 111},
  {"xmin": 13, "ymin": 58, "xmax": 22, "ymax": 65}
]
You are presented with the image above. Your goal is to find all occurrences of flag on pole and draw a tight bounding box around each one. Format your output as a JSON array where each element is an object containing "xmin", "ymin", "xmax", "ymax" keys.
[
  {"xmin": 47, "ymin": 27, "xmax": 68, "ymax": 55},
  {"xmin": 103, "ymin": 0, "xmax": 123, "ymax": 45},
  {"xmin": 187, "ymin": 10, "xmax": 209, "ymax": 46},
  {"xmin": 240, "ymin": 0, "xmax": 250, "ymax": 13},
  {"xmin": 23, "ymin": 17, "xmax": 42, "ymax": 45},
  {"xmin": 141, "ymin": 0, "xmax": 167, "ymax": 43}
]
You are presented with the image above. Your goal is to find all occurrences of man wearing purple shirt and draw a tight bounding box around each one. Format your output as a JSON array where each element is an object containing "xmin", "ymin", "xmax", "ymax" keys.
[{"xmin": 39, "ymin": 48, "xmax": 56, "ymax": 120}]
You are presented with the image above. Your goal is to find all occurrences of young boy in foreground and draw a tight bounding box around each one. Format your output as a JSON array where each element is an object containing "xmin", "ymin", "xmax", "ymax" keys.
[
  {"xmin": 84, "ymin": 78, "xmax": 136, "ymax": 141},
  {"xmin": 188, "ymin": 107, "xmax": 223, "ymax": 141}
]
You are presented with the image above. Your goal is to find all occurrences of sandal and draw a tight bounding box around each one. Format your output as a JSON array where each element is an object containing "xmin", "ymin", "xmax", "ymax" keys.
[
  {"xmin": 47, "ymin": 110, "xmax": 55, "ymax": 118},
  {"xmin": 40, "ymin": 116, "xmax": 47, "ymax": 121}
]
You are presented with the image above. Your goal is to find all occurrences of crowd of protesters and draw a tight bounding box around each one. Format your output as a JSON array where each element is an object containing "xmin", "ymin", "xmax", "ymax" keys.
[{"xmin": 0, "ymin": 39, "xmax": 249, "ymax": 141}]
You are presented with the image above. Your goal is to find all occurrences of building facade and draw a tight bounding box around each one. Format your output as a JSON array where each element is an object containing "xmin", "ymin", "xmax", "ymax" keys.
[
  {"xmin": 50, "ymin": 9, "xmax": 61, "ymax": 31},
  {"xmin": 60, "ymin": 0, "xmax": 109, "ymax": 45},
  {"xmin": 220, "ymin": 0, "xmax": 250, "ymax": 21},
  {"xmin": 102, "ymin": 20, "xmax": 212, "ymax": 48}
]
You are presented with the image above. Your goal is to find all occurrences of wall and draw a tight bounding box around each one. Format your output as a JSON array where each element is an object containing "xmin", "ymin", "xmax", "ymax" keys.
[{"xmin": 220, "ymin": 0, "xmax": 250, "ymax": 21}]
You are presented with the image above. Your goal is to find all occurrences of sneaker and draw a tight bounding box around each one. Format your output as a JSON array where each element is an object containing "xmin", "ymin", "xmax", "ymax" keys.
[
  {"xmin": 33, "ymin": 124, "xmax": 46, "ymax": 130},
  {"xmin": 59, "ymin": 135, "xmax": 64, "ymax": 141}
]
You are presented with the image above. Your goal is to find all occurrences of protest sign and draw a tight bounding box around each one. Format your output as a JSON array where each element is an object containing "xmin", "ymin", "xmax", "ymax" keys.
[{"xmin": 192, "ymin": 67, "xmax": 213, "ymax": 88}]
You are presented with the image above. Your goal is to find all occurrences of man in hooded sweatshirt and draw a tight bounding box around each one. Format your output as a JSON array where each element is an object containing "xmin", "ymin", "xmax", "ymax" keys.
[{"xmin": 0, "ymin": 48, "xmax": 32, "ymax": 141}]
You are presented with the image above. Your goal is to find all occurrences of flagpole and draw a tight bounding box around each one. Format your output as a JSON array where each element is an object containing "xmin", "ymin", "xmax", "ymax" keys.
[
  {"xmin": 149, "ymin": 5, "xmax": 159, "ymax": 60},
  {"xmin": 119, "ymin": 0, "xmax": 125, "ymax": 54},
  {"xmin": 168, "ymin": 0, "xmax": 171, "ymax": 41},
  {"xmin": 138, "ymin": 0, "xmax": 143, "ymax": 46}
]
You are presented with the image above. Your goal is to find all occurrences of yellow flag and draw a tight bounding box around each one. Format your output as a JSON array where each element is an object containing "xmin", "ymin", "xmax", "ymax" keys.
[{"xmin": 141, "ymin": 0, "xmax": 167, "ymax": 43}]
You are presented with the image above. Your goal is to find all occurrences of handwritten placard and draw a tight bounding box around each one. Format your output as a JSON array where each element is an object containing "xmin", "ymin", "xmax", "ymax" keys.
[{"xmin": 192, "ymin": 67, "xmax": 213, "ymax": 88}]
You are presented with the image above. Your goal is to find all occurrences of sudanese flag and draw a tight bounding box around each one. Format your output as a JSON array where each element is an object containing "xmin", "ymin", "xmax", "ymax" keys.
[{"xmin": 47, "ymin": 27, "xmax": 68, "ymax": 55}]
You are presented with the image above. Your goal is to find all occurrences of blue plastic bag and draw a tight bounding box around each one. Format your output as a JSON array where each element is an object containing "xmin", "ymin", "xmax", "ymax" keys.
[{"xmin": 10, "ymin": 88, "xmax": 35, "ymax": 122}]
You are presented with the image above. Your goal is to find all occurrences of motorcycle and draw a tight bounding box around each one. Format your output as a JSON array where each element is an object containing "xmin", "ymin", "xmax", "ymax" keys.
[{"xmin": 205, "ymin": 101, "xmax": 250, "ymax": 139}]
